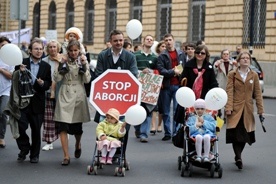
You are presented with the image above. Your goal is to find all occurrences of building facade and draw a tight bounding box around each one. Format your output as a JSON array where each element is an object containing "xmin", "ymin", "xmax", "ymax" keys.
[{"xmin": 0, "ymin": 0, "xmax": 276, "ymax": 84}]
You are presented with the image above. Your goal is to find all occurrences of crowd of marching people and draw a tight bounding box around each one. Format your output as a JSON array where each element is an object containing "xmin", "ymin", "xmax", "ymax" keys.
[{"xmin": 0, "ymin": 27, "xmax": 264, "ymax": 171}]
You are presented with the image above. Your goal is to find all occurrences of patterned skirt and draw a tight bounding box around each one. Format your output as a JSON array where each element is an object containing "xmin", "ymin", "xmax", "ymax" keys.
[{"xmin": 42, "ymin": 93, "xmax": 59, "ymax": 143}]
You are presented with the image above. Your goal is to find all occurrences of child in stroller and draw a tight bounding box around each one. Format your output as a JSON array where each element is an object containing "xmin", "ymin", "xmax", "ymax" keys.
[
  {"xmin": 96, "ymin": 108, "xmax": 126, "ymax": 165},
  {"xmin": 87, "ymin": 108, "xmax": 129, "ymax": 176},
  {"xmin": 176, "ymin": 99, "xmax": 223, "ymax": 178},
  {"xmin": 186, "ymin": 99, "xmax": 216, "ymax": 163}
]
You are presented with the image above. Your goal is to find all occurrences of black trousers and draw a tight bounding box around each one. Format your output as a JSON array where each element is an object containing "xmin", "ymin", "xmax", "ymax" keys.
[{"xmin": 16, "ymin": 106, "xmax": 43, "ymax": 159}]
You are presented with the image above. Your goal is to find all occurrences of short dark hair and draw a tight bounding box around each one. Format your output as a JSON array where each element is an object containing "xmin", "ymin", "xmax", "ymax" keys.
[
  {"xmin": 185, "ymin": 42, "xmax": 196, "ymax": 50},
  {"xmin": 28, "ymin": 37, "xmax": 44, "ymax": 50},
  {"xmin": 0, "ymin": 36, "xmax": 11, "ymax": 44},
  {"xmin": 163, "ymin": 33, "xmax": 174, "ymax": 40},
  {"xmin": 109, "ymin": 29, "xmax": 124, "ymax": 40}
]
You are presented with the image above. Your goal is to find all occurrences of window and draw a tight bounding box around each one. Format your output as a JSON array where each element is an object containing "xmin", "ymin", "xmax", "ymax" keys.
[
  {"xmin": 242, "ymin": 0, "xmax": 266, "ymax": 48},
  {"xmin": 33, "ymin": 3, "xmax": 40, "ymax": 37},
  {"xmin": 48, "ymin": 1, "xmax": 56, "ymax": 29},
  {"xmin": 84, "ymin": 0, "xmax": 94, "ymax": 43},
  {"xmin": 130, "ymin": 0, "xmax": 142, "ymax": 43},
  {"xmin": 105, "ymin": 0, "xmax": 117, "ymax": 42},
  {"xmin": 188, "ymin": 0, "xmax": 205, "ymax": 43},
  {"xmin": 157, "ymin": 0, "xmax": 172, "ymax": 41},
  {"xmin": 65, "ymin": 0, "xmax": 75, "ymax": 31},
  {"xmin": 21, "ymin": 20, "xmax": 26, "ymax": 29}
]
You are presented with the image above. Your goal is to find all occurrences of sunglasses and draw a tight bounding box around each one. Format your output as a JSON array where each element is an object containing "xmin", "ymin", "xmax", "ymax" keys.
[
  {"xmin": 195, "ymin": 108, "xmax": 205, "ymax": 110},
  {"xmin": 195, "ymin": 51, "xmax": 206, "ymax": 55}
]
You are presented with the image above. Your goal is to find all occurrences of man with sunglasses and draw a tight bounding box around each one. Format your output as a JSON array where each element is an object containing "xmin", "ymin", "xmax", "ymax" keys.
[{"xmin": 157, "ymin": 33, "xmax": 187, "ymax": 141}]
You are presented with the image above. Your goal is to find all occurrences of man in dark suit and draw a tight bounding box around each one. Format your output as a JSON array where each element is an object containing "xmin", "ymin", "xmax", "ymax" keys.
[
  {"xmin": 15, "ymin": 38, "xmax": 52, "ymax": 163},
  {"xmin": 94, "ymin": 29, "xmax": 138, "ymax": 152}
]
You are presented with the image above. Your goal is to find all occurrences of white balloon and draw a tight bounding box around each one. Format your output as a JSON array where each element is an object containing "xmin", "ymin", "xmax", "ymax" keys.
[
  {"xmin": 176, "ymin": 87, "xmax": 196, "ymax": 107},
  {"xmin": 125, "ymin": 105, "xmax": 146, "ymax": 126},
  {"xmin": 205, "ymin": 88, "xmax": 228, "ymax": 110},
  {"xmin": 0, "ymin": 44, "xmax": 22, "ymax": 66},
  {"xmin": 151, "ymin": 41, "xmax": 158, "ymax": 55},
  {"xmin": 126, "ymin": 19, "xmax": 143, "ymax": 40}
]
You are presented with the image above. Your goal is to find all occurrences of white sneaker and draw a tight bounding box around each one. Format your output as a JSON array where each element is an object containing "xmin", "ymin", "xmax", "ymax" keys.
[
  {"xmin": 42, "ymin": 143, "xmax": 53, "ymax": 151},
  {"xmin": 195, "ymin": 156, "xmax": 202, "ymax": 162},
  {"xmin": 203, "ymin": 157, "xmax": 210, "ymax": 163}
]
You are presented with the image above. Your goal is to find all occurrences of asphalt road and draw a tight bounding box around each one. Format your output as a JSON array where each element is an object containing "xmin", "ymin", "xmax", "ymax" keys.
[{"xmin": 0, "ymin": 99, "xmax": 275, "ymax": 184}]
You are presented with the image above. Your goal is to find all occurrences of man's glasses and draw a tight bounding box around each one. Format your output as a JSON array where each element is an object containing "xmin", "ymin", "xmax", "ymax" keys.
[{"xmin": 195, "ymin": 51, "xmax": 206, "ymax": 55}]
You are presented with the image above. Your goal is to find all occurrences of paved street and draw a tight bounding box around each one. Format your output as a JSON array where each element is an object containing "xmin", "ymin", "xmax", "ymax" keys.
[{"xmin": 0, "ymin": 98, "xmax": 275, "ymax": 184}]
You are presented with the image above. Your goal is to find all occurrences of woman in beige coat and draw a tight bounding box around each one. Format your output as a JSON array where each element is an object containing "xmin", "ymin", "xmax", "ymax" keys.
[
  {"xmin": 225, "ymin": 51, "xmax": 264, "ymax": 170},
  {"xmin": 214, "ymin": 49, "xmax": 237, "ymax": 120},
  {"xmin": 53, "ymin": 40, "xmax": 91, "ymax": 165}
]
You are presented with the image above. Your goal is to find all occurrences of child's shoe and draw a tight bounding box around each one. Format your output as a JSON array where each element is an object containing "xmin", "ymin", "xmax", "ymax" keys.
[
  {"xmin": 100, "ymin": 157, "xmax": 106, "ymax": 164},
  {"xmin": 195, "ymin": 156, "xmax": 202, "ymax": 163},
  {"xmin": 203, "ymin": 157, "xmax": 210, "ymax": 163},
  {"xmin": 106, "ymin": 157, "xmax": 112, "ymax": 165}
]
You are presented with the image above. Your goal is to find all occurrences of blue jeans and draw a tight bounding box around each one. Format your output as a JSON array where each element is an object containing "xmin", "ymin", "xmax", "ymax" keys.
[
  {"xmin": 160, "ymin": 85, "xmax": 179, "ymax": 137},
  {"xmin": 0, "ymin": 95, "xmax": 9, "ymax": 139},
  {"xmin": 139, "ymin": 115, "xmax": 152, "ymax": 139}
]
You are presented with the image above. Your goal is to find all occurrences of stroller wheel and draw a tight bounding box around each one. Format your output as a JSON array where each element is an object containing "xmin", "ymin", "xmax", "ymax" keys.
[
  {"xmin": 180, "ymin": 162, "xmax": 186, "ymax": 177},
  {"xmin": 87, "ymin": 165, "xmax": 93, "ymax": 175},
  {"xmin": 93, "ymin": 166, "xmax": 98, "ymax": 175},
  {"xmin": 210, "ymin": 164, "xmax": 215, "ymax": 178},
  {"xmin": 121, "ymin": 167, "xmax": 126, "ymax": 177},
  {"xmin": 114, "ymin": 167, "xmax": 119, "ymax": 176},
  {"xmin": 187, "ymin": 164, "xmax": 193, "ymax": 177},
  {"xmin": 217, "ymin": 166, "xmax": 223, "ymax": 178},
  {"xmin": 178, "ymin": 156, "xmax": 182, "ymax": 170}
]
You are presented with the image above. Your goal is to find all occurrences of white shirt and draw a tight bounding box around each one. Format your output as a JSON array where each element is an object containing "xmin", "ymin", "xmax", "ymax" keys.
[
  {"xmin": 0, "ymin": 58, "xmax": 14, "ymax": 96},
  {"xmin": 111, "ymin": 49, "xmax": 122, "ymax": 64}
]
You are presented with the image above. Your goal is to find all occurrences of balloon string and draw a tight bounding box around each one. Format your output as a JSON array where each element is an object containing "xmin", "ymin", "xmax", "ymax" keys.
[{"xmin": 25, "ymin": 68, "xmax": 38, "ymax": 80}]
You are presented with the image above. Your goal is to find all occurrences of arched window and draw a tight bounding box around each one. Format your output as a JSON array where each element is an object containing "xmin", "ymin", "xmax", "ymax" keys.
[
  {"xmin": 242, "ymin": 0, "xmax": 266, "ymax": 48},
  {"xmin": 33, "ymin": 3, "xmax": 40, "ymax": 37},
  {"xmin": 130, "ymin": 0, "xmax": 142, "ymax": 43},
  {"xmin": 65, "ymin": 0, "xmax": 75, "ymax": 30},
  {"xmin": 157, "ymin": 0, "xmax": 171, "ymax": 41},
  {"xmin": 188, "ymin": 0, "xmax": 205, "ymax": 43},
  {"xmin": 48, "ymin": 0, "xmax": 56, "ymax": 30},
  {"xmin": 84, "ymin": 0, "xmax": 94, "ymax": 43},
  {"xmin": 105, "ymin": 0, "xmax": 117, "ymax": 42}
]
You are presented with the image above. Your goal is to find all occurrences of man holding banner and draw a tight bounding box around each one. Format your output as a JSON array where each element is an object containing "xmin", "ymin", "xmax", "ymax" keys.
[{"xmin": 135, "ymin": 34, "xmax": 159, "ymax": 143}]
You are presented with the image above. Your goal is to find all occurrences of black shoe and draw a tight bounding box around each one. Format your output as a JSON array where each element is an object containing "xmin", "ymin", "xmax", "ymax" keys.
[
  {"xmin": 135, "ymin": 131, "xmax": 140, "ymax": 138},
  {"xmin": 17, "ymin": 155, "xmax": 26, "ymax": 162},
  {"xmin": 59, "ymin": 67, "xmax": 69, "ymax": 75},
  {"xmin": 74, "ymin": 148, "xmax": 82, "ymax": 158},
  {"xmin": 30, "ymin": 157, "xmax": 39, "ymax": 163},
  {"xmin": 235, "ymin": 159, "xmax": 243, "ymax": 169},
  {"xmin": 150, "ymin": 130, "xmax": 156, "ymax": 134},
  {"xmin": 162, "ymin": 136, "xmax": 171, "ymax": 141}
]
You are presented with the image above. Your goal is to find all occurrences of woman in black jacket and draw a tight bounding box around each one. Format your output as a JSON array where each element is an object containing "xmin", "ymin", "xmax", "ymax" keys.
[{"xmin": 174, "ymin": 45, "xmax": 218, "ymax": 124}]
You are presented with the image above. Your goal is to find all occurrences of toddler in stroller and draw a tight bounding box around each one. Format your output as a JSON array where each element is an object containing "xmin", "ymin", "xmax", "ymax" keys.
[
  {"xmin": 87, "ymin": 108, "xmax": 129, "ymax": 176},
  {"xmin": 176, "ymin": 99, "xmax": 223, "ymax": 178}
]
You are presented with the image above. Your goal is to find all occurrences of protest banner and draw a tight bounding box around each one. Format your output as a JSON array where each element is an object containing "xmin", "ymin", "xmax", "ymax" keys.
[{"xmin": 138, "ymin": 71, "xmax": 163, "ymax": 105}]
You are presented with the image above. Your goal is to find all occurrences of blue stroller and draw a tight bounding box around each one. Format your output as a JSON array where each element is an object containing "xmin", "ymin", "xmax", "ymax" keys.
[{"xmin": 175, "ymin": 108, "xmax": 223, "ymax": 178}]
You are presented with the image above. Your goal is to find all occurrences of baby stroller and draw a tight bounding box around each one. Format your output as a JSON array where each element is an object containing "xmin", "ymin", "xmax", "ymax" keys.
[
  {"xmin": 175, "ymin": 107, "xmax": 223, "ymax": 178},
  {"xmin": 87, "ymin": 126, "xmax": 130, "ymax": 177}
]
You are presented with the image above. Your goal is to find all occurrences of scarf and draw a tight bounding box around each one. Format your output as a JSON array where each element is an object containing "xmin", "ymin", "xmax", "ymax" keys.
[{"xmin": 192, "ymin": 68, "xmax": 205, "ymax": 99}]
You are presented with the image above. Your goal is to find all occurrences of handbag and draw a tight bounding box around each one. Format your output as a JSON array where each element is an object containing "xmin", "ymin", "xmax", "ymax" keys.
[{"xmin": 172, "ymin": 126, "xmax": 184, "ymax": 148}]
